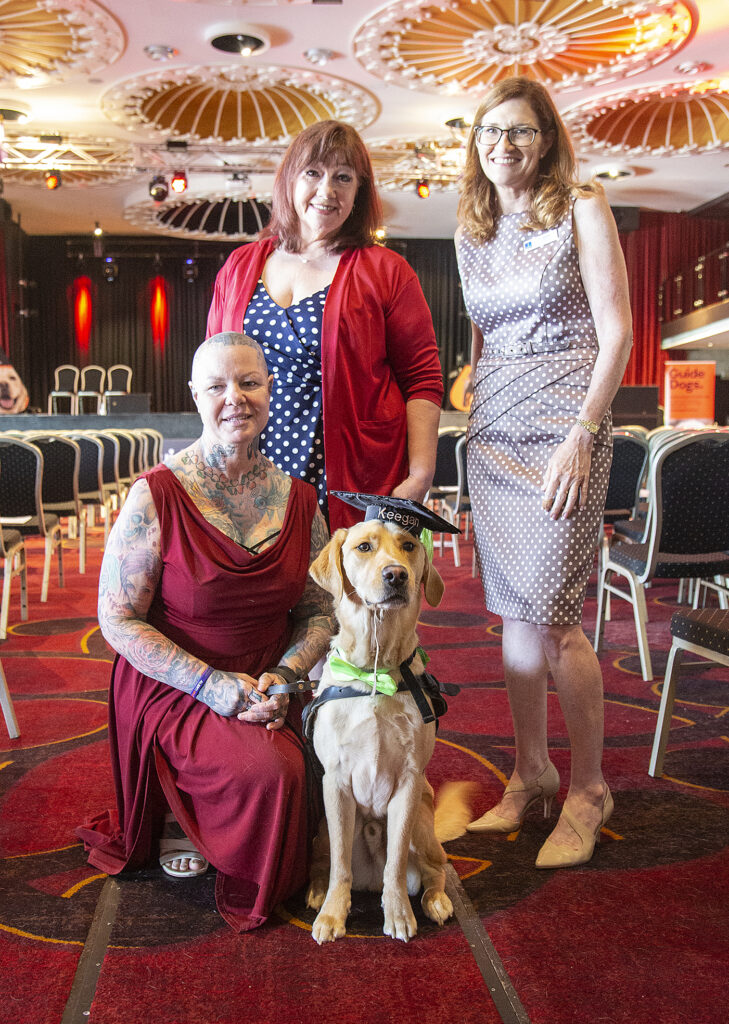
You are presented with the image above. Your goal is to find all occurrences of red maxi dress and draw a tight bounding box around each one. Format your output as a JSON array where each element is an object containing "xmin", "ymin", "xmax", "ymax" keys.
[{"xmin": 77, "ymin": 466, "xmax": 317, "ymax": 931}]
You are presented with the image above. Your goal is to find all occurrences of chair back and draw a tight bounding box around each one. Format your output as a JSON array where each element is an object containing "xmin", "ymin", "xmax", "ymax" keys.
[
  {"xmin": 53, "ymin": 365, "xmax": 79, "ymax": 393},
  {"xmin": 79, "ymin": 365, "xmax": 105, "ymax": 394},
  {"xmin": 69, "ymin": 433, "xmax": 105, "ymax": 500},
  {"xmin": 603, "ymin": 432, "xmax": 648, "ymax": 517},
  {"xmin": 646, "ymin": 432, "xmax": 729, "ymax": 570},
  {"xmin": 139, "ymin": 428, "xmax": 163, "ymax": 468},
  {"xmin": 105, "ymin": 429, "xmax": 133, "ymax": 485},
  {"xmin": 431, "ymin": 429, "xmax": 464, "ymax": 492},
  {"xmin": 0, "ymin": 437, "xmax": 44, "ymax": 525},
  {"xmin": 454, "ymin": 434, "xmax": 469, "ymax": 509},
  {"xmin": 105, "ymin": 364, "xmax": 132, "ymax": 393},
  {"xmin": 29, "ymin": 435, "xmax": 81, "ymax": 517}
]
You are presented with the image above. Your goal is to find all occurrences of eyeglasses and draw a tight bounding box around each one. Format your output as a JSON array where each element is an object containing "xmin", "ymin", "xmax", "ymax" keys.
[{"xmin": 473, "ymin": 125, "xmax": 542, "ymax": 147}]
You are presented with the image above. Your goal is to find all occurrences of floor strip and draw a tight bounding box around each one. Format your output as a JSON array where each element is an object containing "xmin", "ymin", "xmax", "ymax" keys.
[
  {"xmin": 60, "ymin": 877, "xmax": 121, "ymax": 1024},
  {"xmin": 445, "ymin": 864, "xmax": 531, "ymax": 1024}
]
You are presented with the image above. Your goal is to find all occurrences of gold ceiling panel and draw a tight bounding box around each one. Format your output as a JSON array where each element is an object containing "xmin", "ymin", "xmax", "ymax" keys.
[
  {"xmin": 0, "ymin": 0, "xmax": 124, "ymax": 88},
  {"xmin": 124, "ymin": 194, "xmax": 273, "ymax": 241},
  {"xmin": 354, "ymin": 0, "xmax": 694, "ymax": 95},
  {"xmin": 564, "ymin": 80, "xmax": 729, "ymax": 155},
  {"xmin": 102, "ymin": 65, "xmax": 379, "ymax": 144}
]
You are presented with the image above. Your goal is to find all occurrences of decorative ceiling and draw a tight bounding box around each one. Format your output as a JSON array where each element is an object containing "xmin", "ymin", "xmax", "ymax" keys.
[
  {"xmin": 0, "ymin": 0, "xmax": 124, "ymax": 89},
  {"xmin": 0, "ymin": 0, "xmax": 727, "ymax": 239},
  {"xmin": 353, "ymin": 0, "xmax": 695, "ymax": 95},
  {"xmin": 101, "ymin": 64, "xmax": 379, "ymax": 144},
  {"xmin": 564, "ymin": 79, "xmax": 729, "ymax": 155}
]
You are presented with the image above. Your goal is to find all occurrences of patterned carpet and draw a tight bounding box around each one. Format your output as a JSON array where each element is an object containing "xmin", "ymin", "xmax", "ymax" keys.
[{"xmin": 1, "ymin": 528, "xmax": 728, "ymax": 1024}]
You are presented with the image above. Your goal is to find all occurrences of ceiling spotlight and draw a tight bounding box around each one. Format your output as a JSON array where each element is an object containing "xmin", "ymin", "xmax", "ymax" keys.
[
  {"xmin": 0, "ymin": 101, "xmax": 31, "ymax": 124},
  {"xmin": 102, "ymin": 257, "xmax": 118, "ymax": 284},
  {"xmin": 149, "ymin": 174, "xmax": 169, "ymax": 201},
  {"xmin": 303, "ymin": 47, "xmax": 335, "ymax": 66},
  {"xmin": 93, "ymin": 222, "xmax": 103, "ymax": 237},
  {"xmin": 144, "ymin": 44, "xmax": 179, "ymax": 62},
  {"xmin": 44, "ymin": 169, "xmax": 62, "ymax": 190},
  {"xmin": 211, "ymin": 32, "xmax": 268, "ymax": 57},
  {"xmin": 675, "ymin": 61, "xmax": 712, "ymax": 75},
  {"xmin": 183, "ymin": 258, "xmax": 198, "ymax": 283},
  {"xmin": 416, "ymin": 179, "xmax": 430, "ymax": 199},
  {"xmin": 170, "ymin": 170, "xmax": 188, "ymax": 194},
  {"xmin": 594, "ymin": 165, "xmax": 633, "ymax": 181}
]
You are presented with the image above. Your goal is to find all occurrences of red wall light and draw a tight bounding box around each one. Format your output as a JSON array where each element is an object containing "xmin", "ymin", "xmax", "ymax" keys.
[
  {"xmin": 73, "ymin": 276, "xmax": 93, "ymax": 351},
  {"xmin": 150, "ymin": 276, "xmax": 169, "ymax": 351}
]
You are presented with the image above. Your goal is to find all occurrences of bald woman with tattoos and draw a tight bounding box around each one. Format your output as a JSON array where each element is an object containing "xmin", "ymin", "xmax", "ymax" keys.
[{"xmin": 78, "ymin": 332, "xmax": 334, "ymax": 933}]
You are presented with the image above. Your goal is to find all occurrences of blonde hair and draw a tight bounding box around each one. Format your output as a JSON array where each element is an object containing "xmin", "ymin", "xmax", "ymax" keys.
[{"xmin": 457, "ymin": 77, "xmax": 597, "ymax": 244}]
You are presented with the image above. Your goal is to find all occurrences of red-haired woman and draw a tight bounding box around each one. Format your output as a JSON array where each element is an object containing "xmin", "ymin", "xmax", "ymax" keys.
[{"xmin": 207, "ymin": 120, "xmax": 443, "ymax": 531}]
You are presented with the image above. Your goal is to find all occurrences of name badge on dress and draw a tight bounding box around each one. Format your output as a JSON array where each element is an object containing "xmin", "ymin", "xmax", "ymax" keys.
[{"xmin": 523, "ymin": 228, "xmax": 560, "ymax": 252}]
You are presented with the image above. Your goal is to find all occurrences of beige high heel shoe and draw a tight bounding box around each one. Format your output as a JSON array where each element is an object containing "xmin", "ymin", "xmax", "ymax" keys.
[
  {"xmin": 467, "ymin": 761, "xmax": 560, "ymax": 834},
  {"xmin": 535, "ymin": 785, "xmax": 614, "ymax": 869}
]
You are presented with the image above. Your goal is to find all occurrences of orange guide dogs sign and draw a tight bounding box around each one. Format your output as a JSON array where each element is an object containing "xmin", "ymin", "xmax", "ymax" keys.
[{"xmin": 664, "ymin": 361, "xmax": 715, "ymax": 426}]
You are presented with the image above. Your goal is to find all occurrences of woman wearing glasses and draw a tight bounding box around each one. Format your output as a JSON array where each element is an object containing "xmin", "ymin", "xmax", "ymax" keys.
[{"xmin": 455, "ymin": 77, "xmax": 632, "ymax": 868}]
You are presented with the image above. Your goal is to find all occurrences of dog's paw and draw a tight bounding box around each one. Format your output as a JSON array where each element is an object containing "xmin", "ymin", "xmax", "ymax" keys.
[
  {"xmin": 422, "ymin": 887, "xmax": 453, "ymax": 926},
  {"xmin": 311, "ymin": 909, "xmax": 347, "ymax": 944},
  {"xmin": 382, "ymin": 895, "xmax": 418, "ymax": 942},
  {"xmin": 305, "ymin": 881, "xmax": 327, "ymax": 911}
]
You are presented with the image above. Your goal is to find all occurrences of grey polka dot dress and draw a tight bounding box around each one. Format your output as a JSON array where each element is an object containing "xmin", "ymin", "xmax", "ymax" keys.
[
  {"xmin": 456, "ymin": 205, "xmax": 612, "ymax": 625},
  {"xmin": 244, "ymin": 281, "xmax": 328, "ymax": 520}
]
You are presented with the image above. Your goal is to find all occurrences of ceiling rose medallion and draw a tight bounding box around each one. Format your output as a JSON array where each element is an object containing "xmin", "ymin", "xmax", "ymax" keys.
[
  {"xmin": 101, "ymin": 64, "xmax": 379, "ymax": 144},
  {"xmin": 353, "ymin": 0, "xmax": 695, "ymax": 95}
]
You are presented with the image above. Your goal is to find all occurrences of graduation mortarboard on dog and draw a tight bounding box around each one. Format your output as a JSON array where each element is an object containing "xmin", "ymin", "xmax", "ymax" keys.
[{"xmin": 331, "ymin": 492, "xmax": 461, "ymax": 537}]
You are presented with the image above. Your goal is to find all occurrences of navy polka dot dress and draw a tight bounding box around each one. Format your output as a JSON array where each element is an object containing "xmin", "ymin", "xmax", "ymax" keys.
[{"xmin": 244, "ymin": 280, "xmax": 328, "ymax": 521}]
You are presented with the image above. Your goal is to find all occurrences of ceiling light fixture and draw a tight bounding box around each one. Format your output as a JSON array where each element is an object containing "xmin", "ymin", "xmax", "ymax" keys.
[
  {"xmin": 675, "ymin": 60, "xmax": 712, "ymax": 75},
  {"xmin": 44, "ymin": 169, "xmax": 62, "ymax": 190},
  {"xmin": 416, "ymin": 179, "xmax": 430, "ymax": 199},
  {"xmin": 144, "ymin": 44, "xmax": 179, "ymax": 62},
  {"xmin": 0, "ymin": 101, "xmax": 31, "ymax": 124},
  {"xmin": 303, "ymin": 48, "xmax": 335, "ymax": 66},
  {"xmin": 93, "ymin": 222, "xmax": 103, "ymax": 237},
  {"xmin": 170, "ymin": 170, "xmax": 188, "ymax": 194},
  {"xmin": 210, "ymin": 31, "xmax": 268, "ymax": 57},
  {"xmin": 594, "ymin": 165, "xmax": 633, "ymax": 181},
  {"xmin": 149, "ymin": 174, "xmax": 169, "ymax": 201}
]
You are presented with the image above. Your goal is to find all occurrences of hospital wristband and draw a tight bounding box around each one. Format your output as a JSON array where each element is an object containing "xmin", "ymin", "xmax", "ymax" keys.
[{"xmin": 191, "ymin": 665, "xmax": 214, "ymax": 700}]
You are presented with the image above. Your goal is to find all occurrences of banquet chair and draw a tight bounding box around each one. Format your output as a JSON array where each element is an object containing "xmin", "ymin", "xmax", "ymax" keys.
[
  {"xmin": 76, "ymin": 365, "xmax": 105, "ymax": 415},
  {"xmin": 0, "ymin": 437, "xmax": 63, "ymax": 603},
  {"xmin": 594, "ymin": 431, "xmax": 729, "ymax": 681},
  {"xmin": 29, "ymin": 434, "xmax": 85, "ymax": 572},
  {"xmin": 68, "ymin": 432, "xmax": 114, "ymax": 551},
  {"xmin": 101, "ymin": 364, "xmax": 132, "ymax": 412},
  {"xmin": 0, "ymin": 470, "xmax": 28, "ymax": 641},
  {"xmin": 104, "ymin": 429, "xmax": 135, "ymax": 498},
  {"xmin": 648, "ymin": 607, "xmax": 729, "ymax": 777},
  {"xmin": 87, "ymin": 430, "xmax": 122, "ymax": 511},
  {"xmin": 598, "ymin": 431, "xmax": 649, "ymax": 609},
  {"xmin": 47, "ymin": 364, "xmax": 79, "ymax": 415},
  {"xmin": 427, "ymin": 428, "xmax": 464, "ymax": 566},
  {"xmin": 0, "ymin": 655, "xmax": 18, "ymax": 739},
  {"xmin": 139, "ymin": 428, "xmax": 164, "ymax": 469}
]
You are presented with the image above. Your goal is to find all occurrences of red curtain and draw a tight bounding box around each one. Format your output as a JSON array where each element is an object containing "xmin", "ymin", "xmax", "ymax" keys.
[{"xmin": 620, "ymin": 211, "xmax": 729, "ymax": 400}]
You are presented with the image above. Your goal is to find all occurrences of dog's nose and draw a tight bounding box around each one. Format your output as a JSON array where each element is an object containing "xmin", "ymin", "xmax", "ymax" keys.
[{"xmin": 382, "ymin": 564, "xmax": 408, "ymax": 587}]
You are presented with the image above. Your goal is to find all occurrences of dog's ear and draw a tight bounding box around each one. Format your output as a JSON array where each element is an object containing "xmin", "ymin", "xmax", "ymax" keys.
[
  {"xmin": 309, "ymin": 528, "xmax": 348, "ymax": 600},
  {"xmin": 421, "ymin": 555, "xmax": 444, "ymax": 607}
]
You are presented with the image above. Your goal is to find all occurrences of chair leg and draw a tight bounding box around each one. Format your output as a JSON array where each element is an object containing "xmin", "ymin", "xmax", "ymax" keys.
[
  {"xmin": 0, "ymin": 559, "xmax": 12, "ymax": 641},
  {"xmin": 649, "ymin": 641, "xmax": 683, "ymax": 777},
  {"xmin": 626, "ymin": 573, "xmax": 652, "ymax": 681},
  {"xmin": 19, "ymin": 551, "xmax": 28, "ymax": 621},
  {"xmin": 79, "ymin": 513, "xmax": 87, "ymax": 575},
  {"xmin": 41, "ymin": 537, "xmax": 52, "ymax": 602},
  {"xmin": 0, "ymin": 657, "xmax": 19, "ymax": 739},
  {"xmin": 594, "ymin": 565, "xmax": 610, "ymax": 655}
]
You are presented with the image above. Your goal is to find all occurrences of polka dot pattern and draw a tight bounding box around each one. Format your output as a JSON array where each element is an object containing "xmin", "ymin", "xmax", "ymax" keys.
[
  {"xmin": 456, "ymin": 207, "xmax": 612, "ymax": 625},
  {"xmin": 244, "ymin": 280, "xmax": 328, "ymax": 519}
]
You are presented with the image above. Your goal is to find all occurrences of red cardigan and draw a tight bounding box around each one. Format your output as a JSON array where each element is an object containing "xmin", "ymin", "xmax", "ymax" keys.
[{"xmin": 206, "ymin": 238, "xmax": 443, "ymax": 530}]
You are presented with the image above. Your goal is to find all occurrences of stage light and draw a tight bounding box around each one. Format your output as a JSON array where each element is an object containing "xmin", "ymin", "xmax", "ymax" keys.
[
  {"xmin": 183, "ymin": 257, "xmax": 198, "ymax": 283},
  {"xmin": 416, "ymin": 179, "xmax": 430, "ymax": 199},
  {"xmin": 170, "ymin": 170, "xmax": 188, "ymax": 194},
  {"xmin": 103, "ymin": 256, "xmax": 118, "ymax": 283},
  {"xmin": 44, "ymin": 169, "xmax": 62, "ymax": 190},
  {"xmin": 93, "ymin": 222, "xmax": 103, "ymax": 236},
  {"xmin": 149, "ymin": 174, "xmax": 169, "ymax": 201}
]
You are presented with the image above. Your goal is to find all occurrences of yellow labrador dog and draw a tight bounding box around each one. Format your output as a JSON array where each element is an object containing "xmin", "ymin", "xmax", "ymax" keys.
[{"xmin": 304, "ymin": 505, "xmax": 469, "ymax": 944}]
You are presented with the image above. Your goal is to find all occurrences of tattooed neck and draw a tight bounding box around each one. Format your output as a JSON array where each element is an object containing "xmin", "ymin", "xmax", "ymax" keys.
[{"xmin": 183, "ymin": 441, "xmax": 268, "ymax": 496}]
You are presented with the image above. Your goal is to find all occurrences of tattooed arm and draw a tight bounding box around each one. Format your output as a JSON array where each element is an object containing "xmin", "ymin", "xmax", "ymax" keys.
[
  {"xmin": 240, "ymin": 505, "xmax": 335, "ymax": 731},
  {"xmin": 97, "ymin": 478, "xmax": 274, "ymax": 719}
]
